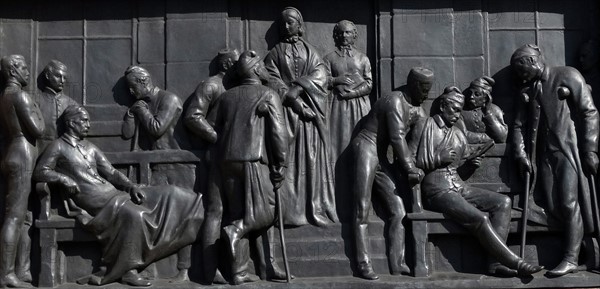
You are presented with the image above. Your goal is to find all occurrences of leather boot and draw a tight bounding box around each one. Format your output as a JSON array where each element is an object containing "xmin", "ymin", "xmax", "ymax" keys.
[
  {"xmin": 546, "ymin": 260, "xmax": 578, "ymax": 277},
  {"xmin": 356, "ymin": 261, "xmax": 379, "ymax": 280}
]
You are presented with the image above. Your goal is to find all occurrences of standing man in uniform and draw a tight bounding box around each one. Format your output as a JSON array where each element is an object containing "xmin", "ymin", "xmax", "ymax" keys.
[
  {"xmin": 184, "ymin": 48, "xmax": 239, "ymax": 284},
  {"xmin": 349, "ymin": 67, "xmax": 432, "ymax": 279},
  {"xmin": 215, "ymin": 50, "xmax": 288, "ymax": 285}
]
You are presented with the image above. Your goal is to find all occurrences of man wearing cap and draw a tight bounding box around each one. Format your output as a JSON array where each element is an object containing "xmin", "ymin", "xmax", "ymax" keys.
[
  {"xmin": 458, "ymin": 76, "xmax": 507, "ymax": 144},
  {"xmin": 121, "ymin": 66, "xmax": 194, "ymax": 281},
  {"xmin": 264, "ymin": 7, "xmax": 337, "ymax": 227},
  {"xmin": 349, "ymin": 67, "xmax": 431, "ymax": 280},
  {"xmin": 215, "ymin": 50, "xmax": 287, "ymax": 285},
  {"xmin": 512, "ymin": 44, "xmax": 599, "ymax": 276},
  {"xmin": 185, "ymin": 49, "xmax": 239, "ymax": 144},
  {"xmin": 414, "ymin": 86, "xmax": 542, "ymax": 277},
  {"xmin": 184, "ymin": 48, "xmax": 239, "ymax": 284},
  {"xmin": 0, "ymin": 55, "xmax": 44, "ymax": 288}
]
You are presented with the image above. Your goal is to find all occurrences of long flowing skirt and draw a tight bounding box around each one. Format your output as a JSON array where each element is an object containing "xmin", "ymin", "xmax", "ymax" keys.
[
  {"xmin": 281, "ymin": 108, "xmax": 337, "ymax": 226},
  {"xmin": 82, "ymin": 185, "xmax": 203, "ymax": 284}
]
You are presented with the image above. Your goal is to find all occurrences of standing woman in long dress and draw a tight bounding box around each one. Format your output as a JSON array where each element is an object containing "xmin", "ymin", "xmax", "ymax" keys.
[
  {"xmin": 324, "ymin": 20, "xmax": 373, "ymax": 164},
  {"xmin": 264, "ymin": 7, "xmax": 337, "ymax": 226}
]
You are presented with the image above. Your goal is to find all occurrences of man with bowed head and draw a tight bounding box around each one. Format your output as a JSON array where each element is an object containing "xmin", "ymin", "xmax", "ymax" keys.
[
  {"xmin": 458, "ymin": 76, "xmax": 508, "ymax": 144},
  {"xmin": 185, "ymin": 48, "xmax": 239, "ymax": 284},
  {"xmin": 349, "ymin": 67, "xmax": 431, "ymax": 280},
  {"xmin": 185, "ymin": 49, "xmax": 239, "ymax": 144},
  {"xmin": 512, "ymin": 44, "xmax": 599, "ymax": 276},
  {"xmin": 215, "ymin": 50, "xmax": 288, "ymax": 285},
  {"xmin": 121, "ymin": 65, "xmax": 194, "ymax": 281},
  {"xmin": 414, "ymin": 86, "xmax": 543, "ymax": 277}
]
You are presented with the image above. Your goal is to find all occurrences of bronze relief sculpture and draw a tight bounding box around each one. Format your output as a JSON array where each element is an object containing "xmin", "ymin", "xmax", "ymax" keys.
[
  {"xmin": 214, "ymin": 50, "xmax": 288, "ymax": 285},
  {"xmin": 324, "ymin": 20, "xmax": 373, "ymax": 163},
  {"xmin": 0, "ymin": 55, "xmax": 44, "ymax": 288},
  {"xmin": 34, "ymin": 106, "xmax": 204, "ymax": 286},
  {"xmin": 0, "ymin": 2, "xmax": 598, "ymax": 288},
  {"xmin": 458, "ymin": 76, "xmax": 508, "ymax": 144},
  {"xmin": 414, "ymin": 86, "xmax": 542, "ymax": 277},
  {"xmin": 512, "ymin": 44, "xmax": 599, "ymax": 276},
  {"xmin": 264, "ymin": 7, "xmax": 338, "ymax": 227},
  {"xmin": 349, "ymin": 67, "xmax": 431, "ymax": 280},
  {"xmin": 34, "ymin": 60, "xmax": 79, "ymax": 152},
  {"xmin": 184, "ymin": 48, "xmax": 239, "ymax": 285},
  {"xmin": 121, "ymin": 66, "xmax": 195, "ymax": 281}
]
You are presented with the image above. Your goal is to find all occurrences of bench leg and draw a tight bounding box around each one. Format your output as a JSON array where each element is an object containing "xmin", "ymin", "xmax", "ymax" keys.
[
  {"xmin": 39, "ymin": 229, "xmax": 58, "ymax": 288},
  {"xmin": 412, "ymin": 220, "xmax": 429, "ymax": 277}
]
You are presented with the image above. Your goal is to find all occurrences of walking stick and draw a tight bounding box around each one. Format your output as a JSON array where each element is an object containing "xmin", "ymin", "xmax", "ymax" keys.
[
  {"xmin": 520, "ymin": 171, "xmax": 531, "ymax": 258},
  {"xmin": 589, "ymin": 175, "xmax": 600, "ymax": 248},
  {"xmin": 126, "ymin": 121, "xmax": 139, "ymax": 179},
  {"xmin": 274, "ymin": 183, "xmax": 291, "ymax": 282}
]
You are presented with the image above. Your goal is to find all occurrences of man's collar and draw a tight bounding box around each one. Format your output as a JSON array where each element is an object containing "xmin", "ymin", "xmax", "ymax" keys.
[
  {"xmin": 284, "ymin": 35, "xmax": 301, "ymax": 44},
  {"xmin": 540, "ymin": 66, "xmax": 550, "ymax": 82},
  {"xmin": 61, "ymin": 133, "xmax": 82, "ymax": 148},
  {"xmin": 335, "ymin": 45, "xmax": 354, "ymax": 57},
  {"xmin": 43, "ymin": 86, "xmax": 62, "ymax": 97},
  {"xmin": 240, "ymin": 78, "xmax": 261, "ymax": 85},
  {"xmin": 433, "ymin": 114, "xmax": 447, "ymax": 129},
  {"xmin": 5, "ymin": 78, "xmax": 22, "ymax": 88}
]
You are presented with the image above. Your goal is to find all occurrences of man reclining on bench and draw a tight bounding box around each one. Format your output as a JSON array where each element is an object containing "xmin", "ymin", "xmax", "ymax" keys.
[
  {"xmin": 33, "ymin": 105, "xmax": 204, "ymax": 286},
  {"xmin": 413, "ymin": 87, "xmax": 542, "ymax": 277}
]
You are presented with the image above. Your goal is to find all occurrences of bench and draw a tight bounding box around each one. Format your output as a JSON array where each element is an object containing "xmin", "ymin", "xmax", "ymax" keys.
[{"xmin": 35, "ymin": 150, "xmax": 202, "ymax": 287}]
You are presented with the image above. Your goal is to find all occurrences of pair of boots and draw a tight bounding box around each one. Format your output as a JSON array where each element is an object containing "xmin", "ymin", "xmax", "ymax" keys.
[{"xmin": 223, "ymin": 224, "xmax": 291, "ymax": 285}]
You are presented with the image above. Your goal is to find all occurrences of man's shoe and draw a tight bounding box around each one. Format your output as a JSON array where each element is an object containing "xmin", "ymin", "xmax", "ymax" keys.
[
  {"xmin": 313, "ymin": 214, "xmax": 332, "ymax": 227},
  {"xmin": 121, "ymin": 270, "xmax": 152, "ymax": 287},
  {"xmin": 516, "ymin": 260, "xmax": 544, "ymax": 276},
  {"xmin": 546, "ymin": 260, "xmax": 578, "ymax": 277},
  {"xmin": 0, "ymin": 273, "xmax": 32, "ymax": 288},
  {"xmin": 169, "ymin": 268, "xmax": 189, "ymax": 283},
  {"xmin": 391, "ymin": 263, "xmax": 411, "ymax": 276},
  {"xmin": 356, "ymin": 262, "xmax": 379, "ymax": 280},
  {"xmin": 488, "ymin": 263, "xmax": 518, "ymax": 277},
  {"xmin": 232, "ymin": 272, "xmax": 260, "ymax": 285},
  {"xmin": 15, "ymin": 272, "xmax": 31, "ymax": 284},
  {"xmin": 212, "ymin": 269, "xmax": 227, "ymax": 284}
]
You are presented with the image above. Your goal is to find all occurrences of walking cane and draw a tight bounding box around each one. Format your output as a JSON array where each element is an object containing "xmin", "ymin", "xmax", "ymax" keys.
[
  {"xmin": 274, "ymin": 183, "xmax": 291, "ymax": 282},
  {"xmin": 589, "ymin": 175, "xmax": 600, "ymax": 250},
  {"xmin": 126, "ymin": 121, "xmax": 139, "ymax": 179},
  {"xmin": 519, "ymin": 171, "xmax": 531, "ymax": 258}
]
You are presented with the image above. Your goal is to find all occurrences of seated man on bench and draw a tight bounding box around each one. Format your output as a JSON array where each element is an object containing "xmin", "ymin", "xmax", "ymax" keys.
[
  {"xmin": 413, "ymin": 87, "xmax": 542, "ymax": 277},
  {"xmin": 33, "ymin": 105, "xmax": 204, "ymax": 286}
]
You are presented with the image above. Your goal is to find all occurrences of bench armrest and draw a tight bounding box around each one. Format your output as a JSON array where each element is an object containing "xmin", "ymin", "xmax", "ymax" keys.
[
  {"xmin": 411, "ymin": 184, "xmax": 424, "ymax": 213},
  {"xmin": 36, "ymin": 182, "xmax": 85, "ymax": 220},
  {"xmin": 36, "ymin": 183, "xmax": 51, "ymax": 220}
]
